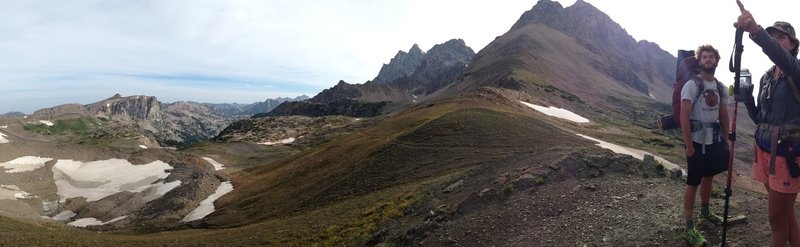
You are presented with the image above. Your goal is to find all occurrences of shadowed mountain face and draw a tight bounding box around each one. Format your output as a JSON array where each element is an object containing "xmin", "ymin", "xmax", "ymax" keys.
[
  {"xmin": 265, "ymin": 39, "xmax": 475, "ymax": 117},
  {"xmin": 371, "ymin": 39, "xmax": 476, "ymax": 95},
  {"xmin": 372, "ymin": 44, "xmax": 426, "ymax": 85},
  {"xmin": 442, "ymin": 0, "xmax": 674, "ymax": 111},
  {"xmin": 203, "ymin": 95, "xmax": 310, "ymax": 118},
  {"xmin": 269, "ymin": 1, "xmax": 677, "ymax": 119}
]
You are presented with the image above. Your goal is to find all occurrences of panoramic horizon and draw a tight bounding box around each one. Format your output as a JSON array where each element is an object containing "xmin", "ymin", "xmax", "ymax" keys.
[
  {"xmin": 0, "ymin": 1, "xmax": 793, "ymax": 245},
  {"xmin": 1, "ymin": 0, "xmax": 794, "ymax": 114}
]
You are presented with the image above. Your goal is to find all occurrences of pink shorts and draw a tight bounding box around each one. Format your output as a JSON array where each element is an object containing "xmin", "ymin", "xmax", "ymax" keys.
[{"xmin": 753, "ymin": 144, "xmax": 800, "ymax": 193}]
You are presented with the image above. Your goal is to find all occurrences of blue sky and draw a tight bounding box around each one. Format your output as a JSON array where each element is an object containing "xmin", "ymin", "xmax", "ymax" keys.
[{"xmin": 0, "ymin": 0, "xmax": 794, "ymax": 114}]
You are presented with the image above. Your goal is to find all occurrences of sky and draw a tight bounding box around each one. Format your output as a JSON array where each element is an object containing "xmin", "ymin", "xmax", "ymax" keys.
[{"xmin": 0, "ymin": 0, "xmax": 796, "ymax": 114}]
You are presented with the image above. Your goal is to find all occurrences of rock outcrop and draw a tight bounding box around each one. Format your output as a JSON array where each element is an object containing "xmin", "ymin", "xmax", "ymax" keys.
[
  {"xmin": 31, "ymin": 94, "xmax": 231, "ymax": 146},
  {"xmin": 372, "ymin": 44, "xmax": 425, "ymax": 85}
]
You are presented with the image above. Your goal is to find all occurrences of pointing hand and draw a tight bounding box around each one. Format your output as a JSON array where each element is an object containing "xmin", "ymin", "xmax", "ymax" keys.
[{"xmin": 733, "ymin": 0, "xmax": 759, "ymax": 33}]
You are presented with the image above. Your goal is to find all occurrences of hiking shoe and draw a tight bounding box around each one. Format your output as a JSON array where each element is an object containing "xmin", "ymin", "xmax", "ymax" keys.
[
  {"xmin": 684, "ymin": 226, "xmax": 706, "ymax": 246},
  {"xmin": 700, "ymin": 212, "xmax": 725, "ymax": 226}
]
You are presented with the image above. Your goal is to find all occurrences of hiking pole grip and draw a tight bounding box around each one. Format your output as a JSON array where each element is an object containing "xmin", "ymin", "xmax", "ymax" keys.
[{"xmin": 731, "ymin": 28, "xmax": 746, "ymax": 95}]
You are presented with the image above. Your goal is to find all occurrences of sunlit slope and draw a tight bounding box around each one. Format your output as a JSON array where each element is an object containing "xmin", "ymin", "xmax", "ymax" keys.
[{"xmin": 204, "ymin": 96, "xmax": 586, "ymax": 227}]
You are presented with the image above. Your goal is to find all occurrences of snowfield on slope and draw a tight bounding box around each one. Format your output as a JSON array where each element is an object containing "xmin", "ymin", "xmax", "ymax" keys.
[{"xmin": 52, "ymin": 159, "xmax": 180, "ymax": 202}]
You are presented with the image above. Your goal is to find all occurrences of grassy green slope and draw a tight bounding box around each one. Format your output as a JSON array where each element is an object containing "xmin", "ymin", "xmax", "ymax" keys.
[{"xmin": 0, "ymin": 99, "xmax": 589, "ymax": 246}]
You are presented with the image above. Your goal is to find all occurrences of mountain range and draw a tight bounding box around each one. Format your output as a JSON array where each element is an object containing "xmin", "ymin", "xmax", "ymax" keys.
[
  {"xmin": 0, "ymin": 0, "xmax": 772, "ymax": 246},
  {"xmin": 14, "ymin": 94, "xmax": 308, "ymax": 146}
]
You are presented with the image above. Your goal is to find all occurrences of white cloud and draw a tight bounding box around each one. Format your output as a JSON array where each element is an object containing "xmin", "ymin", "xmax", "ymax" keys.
[{"xmin": 1, "ymin": 0, "xmax": 794, "ymax": 113}]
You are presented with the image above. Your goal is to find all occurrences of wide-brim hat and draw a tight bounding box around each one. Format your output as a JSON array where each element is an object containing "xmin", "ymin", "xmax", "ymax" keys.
[{"xmin": 766, "ymin": 21, "xmax": 799, "ymax": 45}]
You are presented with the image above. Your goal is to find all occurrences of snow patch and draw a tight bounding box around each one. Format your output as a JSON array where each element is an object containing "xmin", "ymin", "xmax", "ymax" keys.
[
  {"xmin": 67, "ymin": 218, "xmax": 103, "ymax": 227},
  {"xmin": 201, "ymin": 157, "xmax": 225, "ymax": 171},
  {"xmin": 42, "ymin": 200, "xmax": 58, "ymax": 212},
  {"xmin": 39, "ymin": 120, "xmax": 54, "ymax": 126},
  {"xmin": 142, "ymin": 180, "xmax": 181, "ymax": 201},
  {"xmin": 52, "ymin": 159, "xmax": 178, "ymax": 202},
  {"xmin": 51, "ymin": 210, "xmax": 77, "ymax": 221},
  {"xmin": 181, "ymin": 181, "xmax": 234, "ymax": 222},
  {"xmin": 139, "ymin": 145, "xmax": 148, "ymax": 149},
  {"xmin": 0, "ymin": 131, "xmax": 9, "ymax": 143},
  {"xmin": 0, "ymin": 156, "xmax": 53, "ymax": 173},
  {"xmin": 576, "ymin": 134, "xmax": 683, "ymax": 173},
  {"xmin": 67, "ymin": 215, "xmax": 128, "ymax": 227},
  {"xmin": 14, "ymin": 191, "xmax": 32, "ymax": 199},
  {"xmin": 0, "ymin": 125, "xmax": 7, "ymax": 128},
  {"xmin": 105, "ymin": 215, "xmax": 127, "ymax": 224},
  {"xmin": 0, "ymin": 185, "xmax": 32, "ymax": 200},
  {"xmin": 258, "ymin": 137, "xmax": 296, "ymax": 146},
  {"xmin": 520, "ymin": 101, "xmax": 590, "ymax": 123}
]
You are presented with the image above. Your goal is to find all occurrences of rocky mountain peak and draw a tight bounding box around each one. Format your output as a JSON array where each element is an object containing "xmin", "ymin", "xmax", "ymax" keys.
[
  {"xmin": 409, "ymin": 43, "xmax": 424, "ymax": 57},
  {"xmin": 511, "ymin": 0, "xmax": 566, "ymax": 30},
  {"xmin": 502, "ymin": 0, "xmax": 663, "ymax": 97},
  {"xmin": 422, "ymin": 39, "xmax": 475, "ymax": 68},
  {"xmin": 372, "ymin": 44, "xmax": 426, "ymax": 84},
  {"xmin": 88, "ymin": 95, "xmax": 162, "ymax": 121}
]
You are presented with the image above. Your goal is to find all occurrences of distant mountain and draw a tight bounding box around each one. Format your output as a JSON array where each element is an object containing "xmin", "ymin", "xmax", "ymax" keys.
[
  {"xmin": 30, "ymin": 94, "xmax": 227, "ymax": 146},
  {"xmin": 314, "ymin": 39, "xmax": 474, "ymax": 104},
  {"xmin": 265, "ymin": 39, "xmax": 475, "ymax": 117},
  {"xmin": 1, "ymin": 112, "xmax": 26, "ymax": 117},
  {"xmin": 255, "ymin": 98, "xmax": 387, "ymax": 118},
  {"xmin": 200, "ymin": 1, "xmax": 696, "ymax": 245},
  {"xmin": 203, "ymin": 95, "xmax": 310, "ymax": 118},
  {"xmin": 437, "ymin": 0, "xmax": 674, "ymax": 109},
  {"xmin": 27, "ymin": 94, "xmax": 311, "ymax": 145},
  {"xmin": 371, "ymin": 44, "xmax": 425, "ymax": 85}
]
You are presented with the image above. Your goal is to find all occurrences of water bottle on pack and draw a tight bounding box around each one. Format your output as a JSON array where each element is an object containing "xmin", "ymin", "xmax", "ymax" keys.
[{"xmin": 737, "ymin": 68, "xmax": 752, "ymax": 99}]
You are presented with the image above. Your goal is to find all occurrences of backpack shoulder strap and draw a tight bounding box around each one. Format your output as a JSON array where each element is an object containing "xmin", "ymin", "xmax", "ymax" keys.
[
  {"xmin": 690, "ymin": 75, "xmax": 704, "ymax": 103},
  {"xmin": 714, "ymin": 79, "xmax": 726, "ymax": 97},
  {"xmin": 787, "ymin": 76, "xmax": 800, "ymax": 103},
  {"xmin": 765, "ymin": 65, "xmax": 800, "ymax": 103}
]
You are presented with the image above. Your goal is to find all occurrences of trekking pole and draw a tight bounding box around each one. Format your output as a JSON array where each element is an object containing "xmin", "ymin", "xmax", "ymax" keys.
[{"xmin": 720, "ymin": 27, "xmax": 745, "ymax": 247}]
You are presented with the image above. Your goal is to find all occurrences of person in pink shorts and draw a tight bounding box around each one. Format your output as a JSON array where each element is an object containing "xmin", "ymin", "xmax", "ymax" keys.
[{"xmin": 737, "ymin": 2, "xmax": 800, "ymax": 245}]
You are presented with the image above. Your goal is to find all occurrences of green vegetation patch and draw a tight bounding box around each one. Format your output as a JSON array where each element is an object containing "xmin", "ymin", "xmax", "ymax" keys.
[
  {"xmin": 23, "ymin": 117, "xmax": 99, "ymax": 135},
  {"xmin": 312, "ymin": 191, "xmax": 421, "ymax": 246}
]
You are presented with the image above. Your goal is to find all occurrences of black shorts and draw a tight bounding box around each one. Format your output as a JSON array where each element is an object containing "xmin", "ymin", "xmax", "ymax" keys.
[{"xmin": 686, "ymin": 141, "xmax": 729, "ymax": 186}]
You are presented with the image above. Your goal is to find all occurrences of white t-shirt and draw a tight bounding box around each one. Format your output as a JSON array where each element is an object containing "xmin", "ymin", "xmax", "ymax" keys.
[{"xmin": 680, "ymin": 78, "xmax": 725, "ymax": 144}]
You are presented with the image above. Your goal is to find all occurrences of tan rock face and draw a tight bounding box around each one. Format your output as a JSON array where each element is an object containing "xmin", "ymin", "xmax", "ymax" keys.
[{"xmin": 28, "ymin": 94, "xmax": 235, "ymax": 146}]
